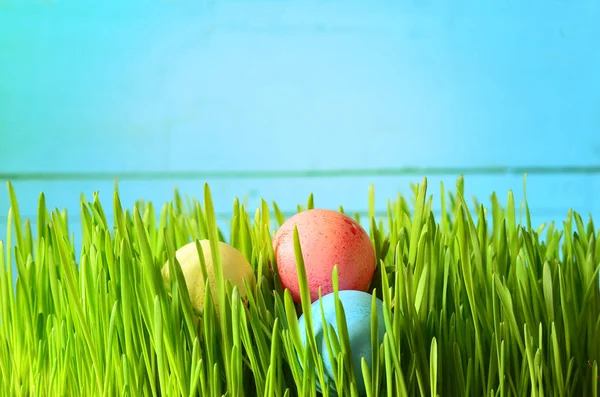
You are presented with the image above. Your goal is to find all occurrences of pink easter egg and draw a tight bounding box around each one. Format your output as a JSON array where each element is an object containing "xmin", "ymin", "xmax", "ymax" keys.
[{"xmin": 273, "ymin": 209, "xmax": 376, "ymax": 303}]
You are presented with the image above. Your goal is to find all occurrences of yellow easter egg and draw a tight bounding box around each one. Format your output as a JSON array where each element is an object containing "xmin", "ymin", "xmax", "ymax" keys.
[{"xmin": 161, "ymin": 239, "xmax": 256, "ymax": 314}]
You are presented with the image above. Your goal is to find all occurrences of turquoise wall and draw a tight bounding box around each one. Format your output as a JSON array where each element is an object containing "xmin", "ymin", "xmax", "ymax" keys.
[{"xmin": 1, "ymin": 0, "xmax": 600, "ymax": 245}]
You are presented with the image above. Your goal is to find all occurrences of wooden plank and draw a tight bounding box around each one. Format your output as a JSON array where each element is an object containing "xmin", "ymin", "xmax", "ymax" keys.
[
  {"xmin": 1, "ymin": 173, "xmax": 594, "ymax": 222},
  {"xmin": 1, "ymin": 0, "xmax": 599, "ymax": 173}
]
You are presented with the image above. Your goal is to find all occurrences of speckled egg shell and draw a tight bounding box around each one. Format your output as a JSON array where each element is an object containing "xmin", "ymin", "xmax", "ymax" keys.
[
  {"xmin": 273, "ymin": 209, "xmax": 376, "ymax": 303},
  {"xmin": 297, "ymin": 290, "xmax": 386, "ymax": 396}
]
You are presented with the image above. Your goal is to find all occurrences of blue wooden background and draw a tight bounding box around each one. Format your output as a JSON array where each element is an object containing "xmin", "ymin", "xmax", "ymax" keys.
[{"xmin": 1, "ymin": 0, "xmax": 600, "ymax": 247}]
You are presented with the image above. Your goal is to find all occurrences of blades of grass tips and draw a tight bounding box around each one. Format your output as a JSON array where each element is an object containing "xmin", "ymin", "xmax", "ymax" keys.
[
  {"xmin": 408, "ymin": 178, "xmax": 427, "ymax": 268},
  {"xmin": 50, "ymin": 210, "xmax": 104, "ymax": 395},
  {"xmin": 292, "ymin": 225, "xmax": 329, "ymax": 396},
  {"xmin": 164, "ymin": 230, "xmax": 197, "ymax": 343},
  {"xmin": 332, "ymin": 266, "xmax": 359, "ymax": 395},
  {"xmin": 7, "ymin": 182, "xmax": 24, "ymax": 262},
  {"xmin": 370, "ymin": 290, "xmax": 381, "ymax": 397},
  {"xmin": 203, "ymin": 183, "xmax": 233, "ymax": 392},
  {"xmin": 307, "ymin": 193, "xmax": 314, "ymax": 211},
  {"xmin": 430, "ymin": 337, "xmax": 438, "ymax": 397}
]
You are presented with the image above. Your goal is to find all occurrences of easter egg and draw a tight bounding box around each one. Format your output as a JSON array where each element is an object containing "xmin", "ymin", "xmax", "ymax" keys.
[
  {"xmin": 297, "ymin": 290, "xmax": 386, "ymax": 396},
  {"xmin": 273, "ymin": 209, "xmax": 375, "ymax": 303},
  {"xmin": 161, "ymin": 239, "xmax": 256, "ymax": 314}
]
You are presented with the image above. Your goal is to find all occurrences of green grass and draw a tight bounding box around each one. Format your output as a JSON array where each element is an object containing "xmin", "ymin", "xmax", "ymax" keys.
[{"xmin": 1, "ymin": 176, "xmax": 599, "ymax": 396}]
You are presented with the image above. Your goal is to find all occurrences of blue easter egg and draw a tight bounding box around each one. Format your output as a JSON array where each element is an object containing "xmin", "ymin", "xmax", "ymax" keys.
[{"xmin": 297, "ymin": 290, "xmax": 386, "ymax": 396}]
